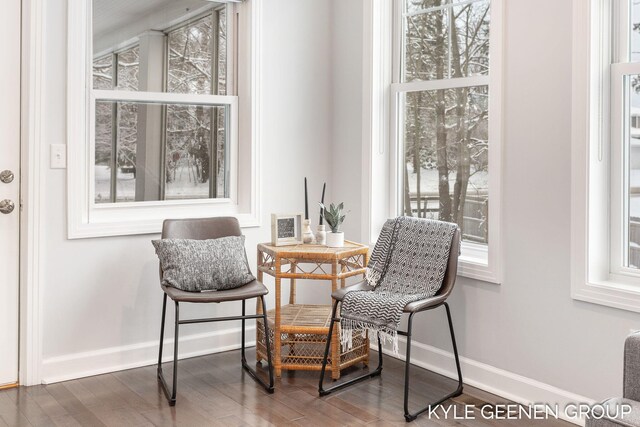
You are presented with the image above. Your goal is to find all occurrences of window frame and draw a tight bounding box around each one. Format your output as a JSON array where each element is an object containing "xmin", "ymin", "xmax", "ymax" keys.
[
  {"xmin": 387, "ymin": 0, "xmax": 504, "ymax": 283},
  {"xmin": 571, "ymin": 0, "xmax": 640, "ymax": 312},
  {"xmin": 67, "ymin": 0, "xmax": 261, "ymax": 239}
]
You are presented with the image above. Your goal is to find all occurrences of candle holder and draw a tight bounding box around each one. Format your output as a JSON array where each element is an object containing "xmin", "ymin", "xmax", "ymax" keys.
[
  {"xmin": 302, "ymin": 219, "xmax": 314, "ymax": 244},
  {"xmin": 316, "ymin": 224, "xmax": 327, "ymax": 245}
]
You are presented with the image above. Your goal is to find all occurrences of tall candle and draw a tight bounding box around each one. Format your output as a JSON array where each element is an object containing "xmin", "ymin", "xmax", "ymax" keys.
[
  {"xmin": 304, "ymin": 177, "xmax": 309, "ymax": 220},
  {"xmin": 319, "ymin": 183, "xmax": 326, "ymax": 225}
]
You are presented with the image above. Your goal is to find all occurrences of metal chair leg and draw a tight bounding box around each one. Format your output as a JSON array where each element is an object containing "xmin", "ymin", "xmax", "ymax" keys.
[
  {"xmin": 241, "ymin": 300, "xmax": 246, "ymax": 362},
  {"xmin": 318, "ymin": 300, "xmax": 383, "ymax": 396},
  {"xmin": 403, "ymin": 303, "xmax": 463, "ymax": 422},
  {"xmin": 240, "ymin": 296, "xmax": 275, "ymax": 393},
  {"xmin": 157, "ymin": 293, "xmax": 167, "ymax": 373},
  {"xmin": 158, "ymin": 299, "xmax": 179, "ymax": 406},
  {"xmin": 445, "ymin": 303, "xmax": 464, "ymax": 396}
]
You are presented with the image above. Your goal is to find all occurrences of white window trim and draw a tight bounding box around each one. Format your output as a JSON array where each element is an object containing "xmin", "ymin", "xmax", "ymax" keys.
[
  {"xmin": 67, "ymin": 0, "xmax": 262, "ymax": 239},
  {"xmin": 571, "ymin": 0, "xmax": 640, "ymax": 313},
  {"xmin": 363, "ymin": 0, "xmax": 504, "ymax": 284}
]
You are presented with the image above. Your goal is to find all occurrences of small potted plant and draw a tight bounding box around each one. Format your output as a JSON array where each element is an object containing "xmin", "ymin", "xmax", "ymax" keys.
[{"xmin": 320, "ymin": 202, "xmax": 346, "ymax": 247}]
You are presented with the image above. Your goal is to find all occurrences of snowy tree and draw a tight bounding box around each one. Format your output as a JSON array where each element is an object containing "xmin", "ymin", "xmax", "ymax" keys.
[{"xmin": 403, "ymin": 0, "xmax": 490, "ymax": 242}]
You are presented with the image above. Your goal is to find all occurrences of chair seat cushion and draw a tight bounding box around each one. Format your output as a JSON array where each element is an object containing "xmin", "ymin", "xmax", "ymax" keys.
[
  {"xmin": 162, "ymin": 279, "xmax": 268, "ymax": 303},
  {"xmin": 587, "ymin": 398, "xmax": 640, "ymax": 427},
  {"xmin": 153, "ymin": 236, "xmax": 255, "ymax": 292}
]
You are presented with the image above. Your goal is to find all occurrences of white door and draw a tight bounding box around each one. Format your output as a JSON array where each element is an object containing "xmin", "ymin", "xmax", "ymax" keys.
[{"xmin": 0, "ymin": 0, "xmax": 21, "ymax": 386}]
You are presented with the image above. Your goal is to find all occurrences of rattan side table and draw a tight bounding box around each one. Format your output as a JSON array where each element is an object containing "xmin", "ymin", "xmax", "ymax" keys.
[{"xmin": 255, "ymin": 241, "xmax": 370, "ymax": 379}]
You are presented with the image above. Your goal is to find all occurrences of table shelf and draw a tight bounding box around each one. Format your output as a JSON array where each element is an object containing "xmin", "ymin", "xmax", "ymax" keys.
[{"xmin": 256, "ymin": 304, "xmax": 369, "ymax": 375}]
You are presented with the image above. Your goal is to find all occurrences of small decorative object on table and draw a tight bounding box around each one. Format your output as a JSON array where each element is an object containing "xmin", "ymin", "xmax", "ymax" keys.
[
  {"xmin": 302, "ymin": 177, "xmax": 314, "ymax": 244},
  {"xmin": 320, "ymin": 202, "xmax": 346, "ymax": 248},
  {"xmin": 302, "ymin": 219, "xmax": 314, "ymax": 244},
  {"xmin": 316, "ymin": 182, "xmax": 327, "ymax": 245},
  {"xmin": 271, "ymin": 214, "xmax": 303, "ymax": 246}
]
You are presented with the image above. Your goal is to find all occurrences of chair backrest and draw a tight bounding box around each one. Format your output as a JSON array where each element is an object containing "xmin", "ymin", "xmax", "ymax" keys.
[
  {"xmin": 159, "ymin": 217, "xmax": 243, "ymax": 281},
  {"xmin": 433, "ymin": 228, "xmax": 461, "ymax": 299},
  {"xmin": 161, "ymin": 216, "xmax": 242, "ymax": 240}
]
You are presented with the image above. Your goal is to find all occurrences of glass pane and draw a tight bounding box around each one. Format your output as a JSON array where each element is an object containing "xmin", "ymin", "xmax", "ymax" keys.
[
  {"xmin": 631, "ymin": 2, "xmax": 640, "ymax": 62},
  {"xmin": 403, "ymin": 0, "xmax": 490, "ymax": 82},
  {"xmin": 167, "ymin": 15, "xmax": 214, "ymax": 95},
  {"xmin": 217, "ymin": 8, "xmax": 227, "ymax": 95},
  {"xmin": 406, "ymin": 0, "xmax": 442, "ymax": 15},
  {"xmin": 401, "ymin": 86, "xmax": 489, "ymax": 244},
  {"xmin": 93, "ymin": 0, "xmax": 228, "ymax": 95},
  {"xmin": 95, "ymin": 101, "xmax": 138, "ymax": 203},
  {"xmin": 94, "ymin": 102, "xmax": 113, "ymax": 203},
  {"xmin": 628, "ymin": 75, "xmax": 640, "ymax": 267},
  {"xmin": 93, "ymin": 55, "xmax": 113, "ymax": 90},
  {"xmin": 94, "ymin": 100, "xmax": 228, "ymax": 204},
  {"xmin": 114, "ymin": 102, "xmax": 138, "ymax": 202},
  {"xmin": 165, "ymin": 104, "xmax": 228, "ymax": 199},
  {"xmin": 116, "ymin": 46, "xmax": 139, "ymax": 91}
]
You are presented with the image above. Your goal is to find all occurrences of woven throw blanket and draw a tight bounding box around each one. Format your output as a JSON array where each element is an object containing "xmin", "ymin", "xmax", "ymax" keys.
[{"xmin": 340, "ymin": 217, "xmax": 458, "ymax": 353}]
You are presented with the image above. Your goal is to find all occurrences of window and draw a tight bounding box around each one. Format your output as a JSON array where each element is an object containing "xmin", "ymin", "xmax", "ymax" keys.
[
  {"xmin": 68, "ymin": 0, "xmax": 261, "ymax": 238},
  {"xmin": 92, "ymin": 8, "xmax": 229, "ymax": 204},
  {"xmin": 611, "ymin": 1, "xmax": 640, "ymax": 273},
  {"xmin": 389, "ymin": 0, "xmax": 502, "ymax": 282},
  {"xmin": 572, "ymin": 0, "xmax": 640, "ymax": 312}
]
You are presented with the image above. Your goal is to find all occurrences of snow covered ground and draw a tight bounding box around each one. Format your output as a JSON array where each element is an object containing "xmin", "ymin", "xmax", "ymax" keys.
[
  {"xmin": 95, "ymin": 165, "xmax": 213, "ymax": 202},
  {"xmin": 95, "ymin": 165, "xmax": 135, "ymax": 203},
  {"xmin": 406, "ymin": 166, "xmax": 488, "ymax": 196}
]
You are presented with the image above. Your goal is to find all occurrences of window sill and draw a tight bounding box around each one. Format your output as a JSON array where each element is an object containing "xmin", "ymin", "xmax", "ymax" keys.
[
  {"xmin": 458, "ymin": 241, "xmax": 501, "ymax": 284},
  {"xmin": 572, "ymin": 277, "xmax": 640, "ymax": 314},
  {"xmin": 68, "ymin": 200, "xmax": 261, "ymax": 239}
]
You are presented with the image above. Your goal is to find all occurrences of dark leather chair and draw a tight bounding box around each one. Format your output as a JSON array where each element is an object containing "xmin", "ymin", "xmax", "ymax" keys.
[
  {"xmin": 318, "ymin": 228, "xmax": 462, "ymax": 422},
  {"xmin": 157, "ymin": 217, "xmax": 274, "ymax": 405}
]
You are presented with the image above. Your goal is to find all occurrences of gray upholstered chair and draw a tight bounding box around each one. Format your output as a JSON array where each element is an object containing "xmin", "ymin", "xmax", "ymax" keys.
[
  {"xmin": 318, "ymin": 228, "xmax": 463, "ymax": 422},
  {"xmin": 157, "ymin": 217, "xmax": 274, "ymax": 405},
  {"xmin": 587, "ymin": 332, "xmax": 640, "ymax": 427}
]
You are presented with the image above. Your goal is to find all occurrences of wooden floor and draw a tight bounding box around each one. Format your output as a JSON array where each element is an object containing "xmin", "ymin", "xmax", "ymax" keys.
[{"xmin": 0, "ymin": 349, "xmax": 572, "ymax": 426}]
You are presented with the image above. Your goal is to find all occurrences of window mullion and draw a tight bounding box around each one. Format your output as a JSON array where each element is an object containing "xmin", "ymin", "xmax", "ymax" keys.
[
  {"xmin": 610, "ymin": 63, "xmax": 626, "ymax": 275},
  {"xmin": 110, "ymin": 53, "xmax": 118, "ymax": 203},
  {"xmin": 211, "ymin": 12, "xmax": 219, "ymax": 199},
  {"xmin": 612, "ymin": 0, "xmax": 630, "ymax": 63}
]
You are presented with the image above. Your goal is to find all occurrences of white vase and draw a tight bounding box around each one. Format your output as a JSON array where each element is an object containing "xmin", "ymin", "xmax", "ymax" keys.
[
  {"xmin": 326, "ymin": 231, "xmax": 344, "ymax": 248},
  {"xmin": 316, "ymin": 224, "xmax": 327, "ymax": 245}
]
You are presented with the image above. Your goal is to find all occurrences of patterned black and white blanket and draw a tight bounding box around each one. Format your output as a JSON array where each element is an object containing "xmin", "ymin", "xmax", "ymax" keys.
[{"xmin": 340, "ymin": 217, "xmax": 458, "ymax": 353}]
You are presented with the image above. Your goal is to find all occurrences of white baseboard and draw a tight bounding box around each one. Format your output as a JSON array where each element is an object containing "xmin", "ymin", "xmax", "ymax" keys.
[
  {"xmin": 378, "ymin": 337, "xmax": 593, "ymax": 426},
  {"xmin": 41, "ymin": 326, "xmax": 255, "ymax": 384}
]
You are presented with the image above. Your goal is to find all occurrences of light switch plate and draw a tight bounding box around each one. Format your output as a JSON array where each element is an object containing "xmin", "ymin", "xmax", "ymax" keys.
[{"xmin": 50, "ymin": 144, "xmax": 66, "ymax": 169}]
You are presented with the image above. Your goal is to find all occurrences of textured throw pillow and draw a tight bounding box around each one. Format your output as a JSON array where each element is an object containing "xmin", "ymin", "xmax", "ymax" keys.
[{"xmin": 152, "ymin": 236, "xmax": 255, "ymax": 292}]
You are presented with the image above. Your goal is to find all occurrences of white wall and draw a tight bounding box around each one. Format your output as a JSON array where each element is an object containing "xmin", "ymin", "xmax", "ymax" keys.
[
  {"xmin": 39, "ymin": 0, "xmax": 333, "ymax": 383},
  {"xmin": 329, "ymin": 0, "xmax": 640, "ymax": 406},
  {"xmin": 330, "ymin": 0, "xmax": 363, "ymax": 243}
]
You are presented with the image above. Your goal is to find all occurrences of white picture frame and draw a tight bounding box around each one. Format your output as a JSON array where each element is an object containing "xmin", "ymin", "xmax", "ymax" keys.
[{"xmin": 271, "ymin": 214, "xmax": 303, "ymax": 246}]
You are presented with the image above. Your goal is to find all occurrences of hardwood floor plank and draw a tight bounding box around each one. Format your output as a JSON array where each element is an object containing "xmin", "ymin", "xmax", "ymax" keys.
[
  {"xmin": 0, "ymin": 392, "xmax": 33, "ymax": 427},
  {"xmin": 12, "ymin": 387, "xmax": 54, "ymax": 427},
  {"xmin": 24, "ymin": 386, "xmax": 68, "ymax": 420},
  {"xmin": 0, "ymin": 350, "xmax": 573, "ymax": 426}
]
